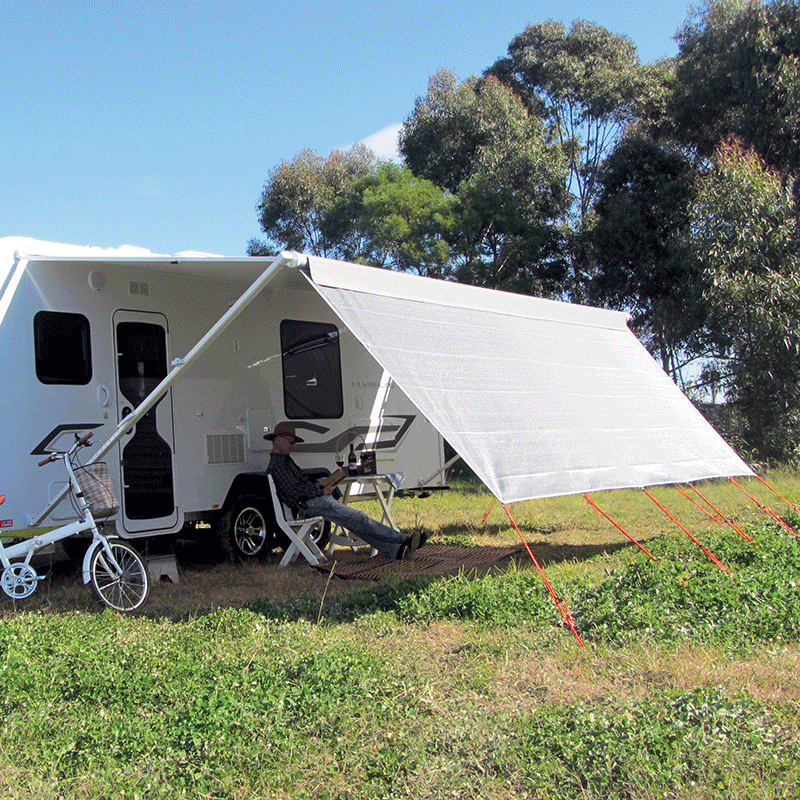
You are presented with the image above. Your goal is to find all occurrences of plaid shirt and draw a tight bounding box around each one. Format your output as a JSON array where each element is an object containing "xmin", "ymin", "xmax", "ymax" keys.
[{"xmin": 266, "ymin": 453, "xmax": 323, "ymax": 511}]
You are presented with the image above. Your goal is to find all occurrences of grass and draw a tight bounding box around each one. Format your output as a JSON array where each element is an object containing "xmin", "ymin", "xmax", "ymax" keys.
[{"xmin": 2, "ymin": 470, "xmax": 800, "ymax": 798}]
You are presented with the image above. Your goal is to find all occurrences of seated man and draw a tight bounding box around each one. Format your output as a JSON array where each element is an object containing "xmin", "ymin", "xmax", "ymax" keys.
[{"xmin": 265, "ymin": 422, "xmax": 425, "ymax": 560}]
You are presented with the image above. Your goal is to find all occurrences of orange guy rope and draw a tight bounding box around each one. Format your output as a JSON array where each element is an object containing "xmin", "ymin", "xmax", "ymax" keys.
[
  {"xmin": 675, "ymin": 485, "xmax": 723, "ymax": 524},
  {"xmin": 642, "ymin": 488, "xmax": 731, "ymax": 575},
  {"xmin": 582, "ymin": 494, "xmax": 660, "ymax": 564},
  {"xmin": 481, "ymin": 496, "xmax": 497, "ymax": 525},
  {"xmin": 687, "ymin": 483, "xmax": 753, "ymax": 542},
  {"xmin": 755, "ymin": 474, "xmax": 800, "ymax": 516},
  {"xmin": 503, "ymin": 505, "xmax": 585, "ymax": 648},
  {"xmin": 729, "ymin": 478, "xmax": 798, "ymax": 537}
]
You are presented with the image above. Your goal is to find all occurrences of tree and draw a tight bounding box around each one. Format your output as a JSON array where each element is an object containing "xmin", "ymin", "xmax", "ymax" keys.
[
  {"xmin": 400, "ymin": 69, "xmax": 569, "ymax": 294},
  {"xmin": 489, "ymin": 20, "xmax": 670, "ymax": 224},
  {"xmin": 398, "ymin": 68, "xmax": 483, "ymax": 194},
  {"xmin": 671, "ymin": 0, "xmax": 800, "ymax": 180},
  {"xmin": 249, "ymin": 145, "xmax": 376, "ymax": 257},
  {"xmin": 590, "ymin": 135, "xmax": 701, "ymax": 380},
  {"xmin": 320, "ymin": 163, "xmax": 454, "ymax": 278},
  {"xmin": 691, "ymin": 138, "xmax": 800, "ymax": 461}
]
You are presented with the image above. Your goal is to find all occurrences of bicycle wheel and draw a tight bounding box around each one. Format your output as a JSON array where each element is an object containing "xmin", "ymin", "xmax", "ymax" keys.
[{"xmin": 89, "ymin": 539, "xmax": 150, "ymax": 612}]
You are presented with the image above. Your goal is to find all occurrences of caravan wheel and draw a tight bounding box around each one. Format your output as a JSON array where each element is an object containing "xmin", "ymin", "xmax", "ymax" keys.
[{"xmin": 217, "ymin": 496, "xmax": 276, "ymax": 561}]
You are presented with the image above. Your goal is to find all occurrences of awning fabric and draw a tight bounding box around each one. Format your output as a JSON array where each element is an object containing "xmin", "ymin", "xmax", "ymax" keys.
[{"xmin": 302, "ymin": 256, "xmax": 753, "ymax": 505}]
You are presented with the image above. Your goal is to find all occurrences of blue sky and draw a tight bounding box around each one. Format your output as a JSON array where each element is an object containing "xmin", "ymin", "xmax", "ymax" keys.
[{"xmin": 2, "ymin": 0, "xmax": 693, "ymax": 257}]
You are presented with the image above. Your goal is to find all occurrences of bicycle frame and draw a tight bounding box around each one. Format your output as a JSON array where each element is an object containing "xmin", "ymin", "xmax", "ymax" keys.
[
  {"xmin": 0, "ymin": 439, "xmax": 113, "ymax": 576},
  {"xmin": 0, "ymin": 433, "xmax": 149, "ymax": 609}
]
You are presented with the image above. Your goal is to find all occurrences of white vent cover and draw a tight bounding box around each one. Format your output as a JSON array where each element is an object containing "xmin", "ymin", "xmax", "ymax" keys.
[
  {"xmin": 206, "ymin": 434, "xmax": 245, "ymax": 464},
  {"xmin": 129, "ymin": 280, "xmax": 149, "ymax": 296}
]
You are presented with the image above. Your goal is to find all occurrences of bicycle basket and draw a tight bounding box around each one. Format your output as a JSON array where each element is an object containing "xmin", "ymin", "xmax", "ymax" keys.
[{"xmin": 74, "ymin": 463, "xmax": 119, "ymax": 519}]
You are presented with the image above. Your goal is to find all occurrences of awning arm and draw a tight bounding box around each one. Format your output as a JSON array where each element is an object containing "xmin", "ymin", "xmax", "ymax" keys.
[
  {"xmin": 30, "ymin": 250, "xmax": 302, "ymax": 526},
  {"xmin": 417, "ymin": 453, "xmax": 461, "ymax": 488}
]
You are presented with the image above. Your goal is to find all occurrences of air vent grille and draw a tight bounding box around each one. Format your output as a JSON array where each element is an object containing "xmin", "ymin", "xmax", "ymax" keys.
[
  {"xmin": 129, "ymin": 280, "xmax": 150, "ymax": 296},
  {"xmin": 206, "ymin": 434, "xmax": 245, "ymax": 464}
]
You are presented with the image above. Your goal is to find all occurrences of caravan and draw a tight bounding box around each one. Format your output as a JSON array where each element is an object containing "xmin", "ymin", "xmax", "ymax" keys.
[
  {"xmin": 2, "ymin": 235, "xmax": 753, "ymax": 570},
  {"xmin": 0, "ymin": 238, "xmax": 446, "ymax": 560}
]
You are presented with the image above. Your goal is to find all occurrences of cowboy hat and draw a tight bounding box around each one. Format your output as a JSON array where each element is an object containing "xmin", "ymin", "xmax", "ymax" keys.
[{"xmin": 264, "ymin": 421, "xmax": 305, "ymax": 442}]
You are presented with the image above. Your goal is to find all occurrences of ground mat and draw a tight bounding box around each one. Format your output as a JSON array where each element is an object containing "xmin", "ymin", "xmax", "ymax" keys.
[{"xmin": 316, "ymin": 542, "xmax": 528, "ymax": 581}]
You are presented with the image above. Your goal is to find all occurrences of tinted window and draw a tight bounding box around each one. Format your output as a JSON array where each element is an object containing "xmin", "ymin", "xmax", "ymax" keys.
[
  {"xmin": 34, "ymin": 311, "xmax": 92, "ymax": 385},
  {"xmin": 281, "ymin": 320, "xmax": 343, "ymax": 419},
  {"xmin": 116, "ymin": 321, "xmax": 168, "ymax": 407}
]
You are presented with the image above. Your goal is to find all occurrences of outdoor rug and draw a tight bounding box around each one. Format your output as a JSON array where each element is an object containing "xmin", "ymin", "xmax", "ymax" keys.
[{"xmin": 314, "ymin": 541, "xmax": 530, "ymax": 581}]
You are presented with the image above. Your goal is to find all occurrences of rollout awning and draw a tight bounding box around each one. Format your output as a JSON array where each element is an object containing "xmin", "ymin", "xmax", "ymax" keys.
[{"xmin": 301, "ymin": 255, "xmax": 752, "ymax": 505}]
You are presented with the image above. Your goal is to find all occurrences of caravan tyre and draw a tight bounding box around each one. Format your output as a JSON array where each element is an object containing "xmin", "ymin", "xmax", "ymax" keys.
[{"xmin": 217, "ymin": 496, "xmax": 275, "ymax": 561}]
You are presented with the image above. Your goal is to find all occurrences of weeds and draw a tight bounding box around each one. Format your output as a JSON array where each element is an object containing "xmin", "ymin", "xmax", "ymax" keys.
[
  {"xmin": 506, "ymin": 686, "xmax": 800, "ymax": 799},
  {"xmin": 574, "ymin": 521, "xmax": 800, "ymax": 647},
  {"xmin": 2, "ymin": 478, "xmax": 800, "ymax": 798},
  {"xmin": 395, "ymin": 562, "xmax": 557, "ymax": 627},
  {"xmin": 1, "ymin": 606, "xmax": 797, "ymax": 799}
]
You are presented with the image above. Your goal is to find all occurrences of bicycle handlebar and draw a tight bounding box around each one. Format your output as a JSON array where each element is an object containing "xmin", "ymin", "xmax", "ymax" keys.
[{"xmin": 37, "ymin": 431, "xmax": 95, "ymax": 466}]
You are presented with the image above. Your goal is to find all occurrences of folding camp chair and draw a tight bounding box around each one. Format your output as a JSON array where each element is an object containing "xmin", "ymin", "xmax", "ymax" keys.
[{"xmin": 266, "ymin": 475, "xmax": 328, "ymax": 568}]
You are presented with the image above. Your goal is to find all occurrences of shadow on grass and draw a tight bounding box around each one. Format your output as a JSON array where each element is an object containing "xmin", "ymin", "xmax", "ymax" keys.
[
  {"xmin": 437, "ymin": 522, "xmax": 560, "ymax": 538},
  {"xmin": 9, "ymin": 529, "xmax": 652, "ymax": 624},
  {"xmin": 522, "ymin": 538, "xmax": 645, "ymax": 568},
  {"xmin": 243, "ymin": 575, "xmax": 435, "ymax": 624}
]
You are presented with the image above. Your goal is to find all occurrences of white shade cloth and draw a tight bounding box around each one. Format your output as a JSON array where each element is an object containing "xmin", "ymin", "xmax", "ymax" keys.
[{"xmin": 303, "ymin": 256, "xmax": 753, "ymax": 505}]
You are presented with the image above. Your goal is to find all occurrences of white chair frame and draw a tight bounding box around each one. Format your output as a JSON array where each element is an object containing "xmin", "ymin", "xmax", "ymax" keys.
[{"xmin": 266, "ymin": 475, "xmax": 328, "ymax": 568}]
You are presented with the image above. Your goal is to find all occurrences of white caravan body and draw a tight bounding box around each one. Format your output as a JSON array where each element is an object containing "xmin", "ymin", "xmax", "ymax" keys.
[{"xmin": 0, "ymin": 238, "xmax": 445, "ymax": 544}]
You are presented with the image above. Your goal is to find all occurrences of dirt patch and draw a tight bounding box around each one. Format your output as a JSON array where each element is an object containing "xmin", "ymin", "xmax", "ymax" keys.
[{"xmin": 0, "ymin": 536, "xmax": 531, "ymax": 619}]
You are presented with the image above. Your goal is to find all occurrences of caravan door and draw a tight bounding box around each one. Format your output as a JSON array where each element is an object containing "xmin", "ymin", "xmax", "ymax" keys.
[{"xmin": 113, "ymin": 310, "xmax": 178, "ymax": 534}]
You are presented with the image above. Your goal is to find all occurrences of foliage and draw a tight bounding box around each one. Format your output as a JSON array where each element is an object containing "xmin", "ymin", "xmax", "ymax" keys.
[
  {"xmin": 3, "ymin": 532, "xmax": 800, "ymax": 798},
  {"xmin": 691, "ymin": 138, "xmax": 800, "ymax": 461},
  {"xmin": 5, "ymin": 478, "xmax": 800, "ymax": 797},
  {"xmin": 671, "ymin": 0, "xmax": 800, "ymax": 179},
  {"xmin": 653, "ymin": 0, "xmax": 800, "ymax": 452},
  {"xmin": 395, "ymin": 562, "xmax": 556, "ymax": 626},
  {"xmin": 398, "ymin": 68, "xmax": 484, "ymax": 194},
  {"xmin": 575, "ymin": 519, "xmax": 800, "ymax": 646},
  {"xmin": 590, "ymin": 135, "xmax": 702, "ymax": 379},
  {"xmin": 0, "ymin": 609, "xmax": 415, "ymax": 798},
  {"xmin": 249, "ymin": 144, "xmax": 377, "ymax": 257},
  {"xmin": 320, "ymin": 162, "xmax": 454, "ymax": 278},
  {"xmin": 400, "ymin": 69, "xmax": 570, "ymax": 294},
  {"xmin": 508, "ymin": 686, "xmax": 798, "ymax": 799},
  {"xmin": 490, "ymin": 19, "xmax": 663, "ymax": 225},
  {"xmin": 247, "ymin": 5, "xmax": 800, "ymax": 463}
]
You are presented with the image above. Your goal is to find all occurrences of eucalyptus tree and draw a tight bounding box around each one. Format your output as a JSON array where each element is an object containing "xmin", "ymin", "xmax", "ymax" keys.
[
  {"xmin": 400, "ymin": 69, "xmax": 569, "ymax": 294},
  {"xmin": 670, "ymin": 0, "xmax": 800, "ymax": 181},
  {"xmin": 489, "ymin": 21, "xmax": 655, "ymax": 219},
  {"xmin": 590, "ymin": 135, "xmax": 701, "ymax": 382},
  {"xmin": 248, "ymin": 144, "xmax": 377, "ymax": 257},
  {"xmin": 691, "ymin": 139, "xmax": 800, "ymax": 461},
  {"xmin": 320, "ymin": 163, "xmax": 455, "ymax": 279}
]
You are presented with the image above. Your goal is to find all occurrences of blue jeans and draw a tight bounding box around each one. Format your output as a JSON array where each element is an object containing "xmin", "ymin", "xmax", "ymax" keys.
[{"xmin": 299, "ymin": 495, "xmax": 407, "ymax": 559}]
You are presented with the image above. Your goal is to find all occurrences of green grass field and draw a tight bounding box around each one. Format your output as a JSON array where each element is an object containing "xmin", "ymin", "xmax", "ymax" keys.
[{"xmin": 2, "ymin": 471, "xmax": 800, "ymax": 799}]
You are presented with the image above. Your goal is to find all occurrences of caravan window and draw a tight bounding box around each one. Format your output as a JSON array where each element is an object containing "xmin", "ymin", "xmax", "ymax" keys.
[
  {"xmin": 280, "ymin": 320, "xmax": 343, "ymax": 419},
  {"xmin": 34, "ymin": 311, "xmax": 92, "ymax": 385}
]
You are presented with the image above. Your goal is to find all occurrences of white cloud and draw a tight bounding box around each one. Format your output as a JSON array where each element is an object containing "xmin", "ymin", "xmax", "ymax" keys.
[{"xmin": 359, "ymin": 123, "xmax": 402, "ymax": 162}]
